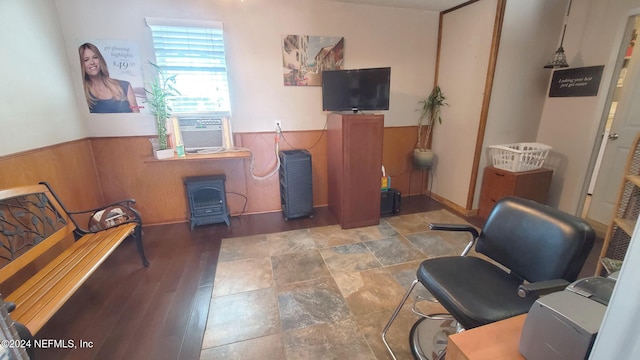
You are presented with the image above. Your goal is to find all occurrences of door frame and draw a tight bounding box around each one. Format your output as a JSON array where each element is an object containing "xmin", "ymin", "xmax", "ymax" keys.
[
  {"xmin": 429, "ymin": 0, "xmax": 506, "ymax": 215},
  {"xmin": 578, "ymin": 7, "xmax": 640, "ymax": 231}
]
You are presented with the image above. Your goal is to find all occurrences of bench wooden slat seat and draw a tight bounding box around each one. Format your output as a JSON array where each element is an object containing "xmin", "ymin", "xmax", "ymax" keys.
[
  {"xmin": 6, "ymin": 222, "xmax": 136, "ymax": 334},
  {"xmin": 0, "ymin": 183, "xmax": 149, "ymax": 336}
]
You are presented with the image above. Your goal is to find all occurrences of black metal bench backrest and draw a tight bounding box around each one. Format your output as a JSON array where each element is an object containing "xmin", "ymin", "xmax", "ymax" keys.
[
  {"xmin": 0, "ymin": 190, "xmax": 70, "ymax": 267},
  {"xmin": 0, "ymin": 185, "xmax": 79, "ymax": 296}
]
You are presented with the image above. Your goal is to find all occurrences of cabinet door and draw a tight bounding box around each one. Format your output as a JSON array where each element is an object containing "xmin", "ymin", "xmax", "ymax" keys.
[
  {"xmin": 479, "ymin": 167, "xmax": 553, "ymax": 219},
  {"xmin": 327, "ymin": 113, "xmax": 383, "ymax": 229},
  {"xmin": 479, "ymin": 167, "xmax": 516, "ymax": 218},
  {"xmin": 342, "ymin": 115, "xmax": 383, "ymax": 228},
  {"xmin": 512, "ymin": 170, "xmax": 553, "ymax": 203}
]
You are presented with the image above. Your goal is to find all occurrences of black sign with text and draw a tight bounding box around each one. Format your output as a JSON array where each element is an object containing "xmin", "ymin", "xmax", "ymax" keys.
[{"xmin": 549, "ymin": 65, "xmax": 605, "ymax": 97}]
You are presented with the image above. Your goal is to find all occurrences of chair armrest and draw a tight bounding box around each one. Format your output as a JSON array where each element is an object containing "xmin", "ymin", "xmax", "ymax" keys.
[
  {"xmin": 430, "ymin": 223, "xmax": 479, "ymax": 255},
  {"xmin": 517, "ymin": 279, "xmax": 570, "ymax": 298},
  {"xmin": 429, "ymin": 223, "xmax": 479, "ymax": 239}
]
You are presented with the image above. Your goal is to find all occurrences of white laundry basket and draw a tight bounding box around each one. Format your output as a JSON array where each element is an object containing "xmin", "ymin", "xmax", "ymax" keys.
[{"xmin": 489, "ymin": 143, "xmax": 552, "ymax": 172}]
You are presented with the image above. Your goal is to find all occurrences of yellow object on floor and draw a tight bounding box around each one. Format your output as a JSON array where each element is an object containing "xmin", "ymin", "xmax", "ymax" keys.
[{"xmin": 381, "ymin": 176, "xmax": 390, "ymax": 190}]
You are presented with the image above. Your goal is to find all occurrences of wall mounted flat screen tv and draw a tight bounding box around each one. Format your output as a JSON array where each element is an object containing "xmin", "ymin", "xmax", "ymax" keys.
[{"xmin": 322, "ymin": 67, "xmax": 391, "ymax": 112}]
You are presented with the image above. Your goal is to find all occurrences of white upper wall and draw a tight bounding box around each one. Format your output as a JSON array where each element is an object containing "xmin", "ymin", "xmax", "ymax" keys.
[
  {"xmin": 431, "ymin": 0, "xmax": 497, "ymax": 208},
  {"xmin": 53, "ymin": 0, "xmax": 439, "ymax": 136},
  {"xmin": 537, "ymin": 0, "xmax": 640, "ymax": 214},
  {"xmin": 472, "ymin": 0, "xmax": 568, "ymax": 208},
  {"xmin": 0, "ymin": 0, "xmax": 86, "ymax": 157},
  {"xmin": 430, "ymin": 0, "xmax": 568, "ymax": 211}
]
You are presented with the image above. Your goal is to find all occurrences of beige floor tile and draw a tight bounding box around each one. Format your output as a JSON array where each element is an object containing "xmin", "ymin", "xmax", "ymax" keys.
[
  {"xmin": 276, "ymin": 276, "xmax": 351, "ymax": 331},
  {"xmin": 352, "ymin": 221, "xmax": 399, "ymax": 242},
  {"xmin": 205, "ymin": 211, "xmax": 476, "ymax": 359},
  {"xmin": 218, "ymin": 234, "xmax": 271, "ymax": 262},
  {"xmin": 364, "ymin": 236, "xmax": 426, "ymax": 266},
  {"xmin": 320, "ymin": 243, "xmax": 382, "ymax": 275},
  {"xmin": 420, "ymin": 209, "xmax": 475, "ymax": 225},
  {"xmin": 267, "ymin": 229, "xmax": 317, "ymax": 256},
  {"xmin": 309, "ymin": 225, "xmax": 361, "ymax": 248},
  {"xmin": 405, "ymin": 230, "xmax": 472, "ymax": 258},
  {"xmin": 200, "ymin": 334, "xmax": 285, "ymax": 360},
  {"xmin": 282, "ymin": 318, "xmax": 376, "ymax": 360},
  {"xmin": 383, "ymin": 213, "xmax": 431, "ymax": 235},
  {"xmin": 203, "ymin": 287, "xmax": 280, "ymax": 348},
  {"xmin": 212, "ymin": 257, "xmax": 273, "ymax": 297},
  {"xmin": 333, "ymin": 268, "xmax": 408, "ymax": 316},
  {"xmin": 271, "ymin": 249, "xmax": 332, "ymax": 286},
  {"xmin": 355, "ymin": 305, "xmax": 424, "ymax": 360},
  {"xmin": 385, "ymin": 260, "xmax": 433, "ymax": 301}
]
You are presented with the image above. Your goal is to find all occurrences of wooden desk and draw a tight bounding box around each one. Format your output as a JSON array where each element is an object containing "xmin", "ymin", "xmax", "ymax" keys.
[{"xmin": 446, "ymin": 314, "xmax": 526, "ymax": 360}]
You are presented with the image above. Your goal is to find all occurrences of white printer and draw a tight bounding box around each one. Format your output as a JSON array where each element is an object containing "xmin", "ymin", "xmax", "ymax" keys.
[{"xmin": 519, "ymin": 276, "xmax": 616, "ymax": 360}]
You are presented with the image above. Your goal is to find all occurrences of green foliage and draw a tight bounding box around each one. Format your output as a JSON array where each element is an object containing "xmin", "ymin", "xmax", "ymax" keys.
[
  {"xmin": 416, "ymin": 86, "xmax": 448, "ymax": 150},
  {"xmin": 145, "ymin": 62, "xmax": 181, "ymax": 150}
]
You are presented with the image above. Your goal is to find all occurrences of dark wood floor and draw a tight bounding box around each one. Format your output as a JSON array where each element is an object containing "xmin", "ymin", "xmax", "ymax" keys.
[{"xmin": 33, "ymin": 195, "xmax": 600, "ymax": 360}]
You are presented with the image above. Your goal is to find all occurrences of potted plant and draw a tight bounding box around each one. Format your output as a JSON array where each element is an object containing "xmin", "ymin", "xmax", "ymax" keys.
[
  {"xmin": 414, "ymin": 85, "xmax": 447, "ymax": 169},
  {"xmin": 145, "ymin": 62, "xmax": 180, "ymax": 159}
]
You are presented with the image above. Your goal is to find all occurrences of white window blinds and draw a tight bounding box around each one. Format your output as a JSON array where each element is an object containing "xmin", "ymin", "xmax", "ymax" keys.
[{"xmin": 146, "ymin": 18, "xmax": 231, "ymax": 114}]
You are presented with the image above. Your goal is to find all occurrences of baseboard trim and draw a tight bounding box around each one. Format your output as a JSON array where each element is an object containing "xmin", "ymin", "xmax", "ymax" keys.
[
  {"xmin": 427, "ymin": 191, "xmax": 477, "ymax": 217},
  {"xmin": 586, "ymin": 218, "xmax": 608, "ymax": 239}
]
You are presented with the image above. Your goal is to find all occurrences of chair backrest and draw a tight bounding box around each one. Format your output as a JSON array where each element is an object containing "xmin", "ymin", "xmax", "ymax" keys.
[{"xmin": 476, "ymin": 197, "xmax": 595, "ymax": 283}]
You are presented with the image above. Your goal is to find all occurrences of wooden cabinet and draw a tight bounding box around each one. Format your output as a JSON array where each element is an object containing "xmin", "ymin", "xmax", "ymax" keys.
[
  {"xmin": 478, "ymin": 167, "xmax": 553, "ymax": 219},
  {"xmin": 595, "ymin": 133, "xmax": 640, "ymax": 275},
  {"xmin": 327, "ymin": 113, "xmax": 384, "ymax": 229},
  {"xmin": 447, "ymin": 314, "xmax": 526, "ymax": 360}
]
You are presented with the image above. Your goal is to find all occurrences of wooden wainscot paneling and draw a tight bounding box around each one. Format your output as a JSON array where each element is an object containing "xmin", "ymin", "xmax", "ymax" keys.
[
  {"xmin": 87, "ymin": 126, "xmax": 423, "ymax": 226},
  {"xmin": 0, "ymin": 139, "xmax": 103, "ymax": 211},
  {"xmin": 0, "ymin": 126, "xmax": 426, "ymax": 225},
  {"xmin": 90, "ymin": 131, "xmax": 327, "ymax": 225},
  {"xmin": 382, "ymin": 126, "xmax": 428, "ymax": 197},
  {"xmin": 1, "ymin": 128, "xmax": 427, "ymax": 228},
  {"xmin": 90, "ymin": 136, "xmax": 248, "ymax": 225},
  {"xmin": 235, "ymin": 130, "xmax": 328, "ymax": 214}
]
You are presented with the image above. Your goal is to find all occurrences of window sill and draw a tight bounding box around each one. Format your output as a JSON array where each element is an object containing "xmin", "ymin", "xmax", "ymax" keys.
[{"xmin": 144, "ymin": 150, "xmax": 251, "ymax": 163}]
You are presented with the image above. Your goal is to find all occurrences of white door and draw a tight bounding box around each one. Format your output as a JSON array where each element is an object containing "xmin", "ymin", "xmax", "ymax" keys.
[{"xmin": 588, "ymin": 15, "xmax": 640, "ymax": 224}]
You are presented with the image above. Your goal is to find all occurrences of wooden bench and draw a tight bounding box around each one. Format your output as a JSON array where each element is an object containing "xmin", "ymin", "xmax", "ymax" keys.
[{"xmin": 0, "ymin": 182, "xmax": 149, "ymax": 337}]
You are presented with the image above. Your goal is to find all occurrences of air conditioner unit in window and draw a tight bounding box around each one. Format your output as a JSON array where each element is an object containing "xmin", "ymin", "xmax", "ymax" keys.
[{"xmin": 177, "ymin": 115, "xmax": 233, "ymax": 153}]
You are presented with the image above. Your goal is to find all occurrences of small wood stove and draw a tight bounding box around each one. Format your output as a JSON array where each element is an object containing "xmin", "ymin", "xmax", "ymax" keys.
[{"xmin": 184, "ymin": 175, "xmax": 230, "ymax": 230}]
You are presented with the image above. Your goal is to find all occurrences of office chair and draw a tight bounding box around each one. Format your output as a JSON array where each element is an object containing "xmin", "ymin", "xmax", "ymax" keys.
[{"xmin": 382, "ymin": 196, "xmax": 595, "ymax": 360}]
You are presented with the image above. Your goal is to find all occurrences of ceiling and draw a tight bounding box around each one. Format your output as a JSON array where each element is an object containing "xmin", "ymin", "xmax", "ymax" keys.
[{"xmin": 327, "ymin": 0, "xmax": 469, "ymax": 12}]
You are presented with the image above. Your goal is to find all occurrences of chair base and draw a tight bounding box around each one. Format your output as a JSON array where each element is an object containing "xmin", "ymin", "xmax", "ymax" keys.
[{"xmin": 409, "ymin": 317, "xmax": 457, "ymax": 360}]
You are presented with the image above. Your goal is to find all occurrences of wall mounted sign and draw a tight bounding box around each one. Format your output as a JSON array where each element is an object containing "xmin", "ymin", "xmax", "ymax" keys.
[{"xmin": 549, "ymin": 65, "xmax": 605, "ymax": 97}]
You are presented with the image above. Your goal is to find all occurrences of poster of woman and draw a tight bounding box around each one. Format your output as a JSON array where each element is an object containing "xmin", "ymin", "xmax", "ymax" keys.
[{"xmin": 78, "ymin": 40, "xmax": 145, "ymax": 113}]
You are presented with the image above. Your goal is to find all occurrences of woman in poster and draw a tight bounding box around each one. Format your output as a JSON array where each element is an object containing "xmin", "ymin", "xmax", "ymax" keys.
[{"xmin": 79, "ymin": 42, "xmax": 140, "ymax": 113}]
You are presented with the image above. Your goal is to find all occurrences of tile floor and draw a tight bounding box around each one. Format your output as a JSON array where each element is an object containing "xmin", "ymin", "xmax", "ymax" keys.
[{"xmin": 200, "ymin": 209, "xmax": 477, "ymax": 360}]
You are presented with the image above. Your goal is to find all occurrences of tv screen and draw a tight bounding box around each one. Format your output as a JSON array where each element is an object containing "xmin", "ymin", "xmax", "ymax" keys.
[{"xmin": 322, "ymin": 67, "xmax": 391, "ymax": 112}]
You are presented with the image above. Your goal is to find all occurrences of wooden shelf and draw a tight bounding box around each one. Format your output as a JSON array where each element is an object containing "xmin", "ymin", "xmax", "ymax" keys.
[
  {"xmin": 143, "ymin": 150, "xmax": 251, "ymax": 163},
  {"xmin": 626, "ymin": 174, "xmax": 640, "ymax": 187},
  {"xmin": 613, "ymin": 217, "xmax": 635, "ymax": 236},
  {"xmin": 596, "ymin": 132, "xmax": 640, "ymax": 275}
]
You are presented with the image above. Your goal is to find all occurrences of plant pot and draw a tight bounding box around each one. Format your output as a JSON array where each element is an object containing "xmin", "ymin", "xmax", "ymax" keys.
[
  {"xmin": 149, "ymin": 138, "xmax": 160, "ymax": 151},
  {"xmin": 154, "ymin": 148, "xmax": 174, "ymax": 160},
  {"xmin": 413, "ymin": 148, "xmax": 434, "ymax": 169}
]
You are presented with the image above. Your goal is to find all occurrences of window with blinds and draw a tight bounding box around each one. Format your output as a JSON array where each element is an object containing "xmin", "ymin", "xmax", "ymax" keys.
[{"xmin": 146, "ymin": 18, "xmax": 231, "ymax": 115}]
